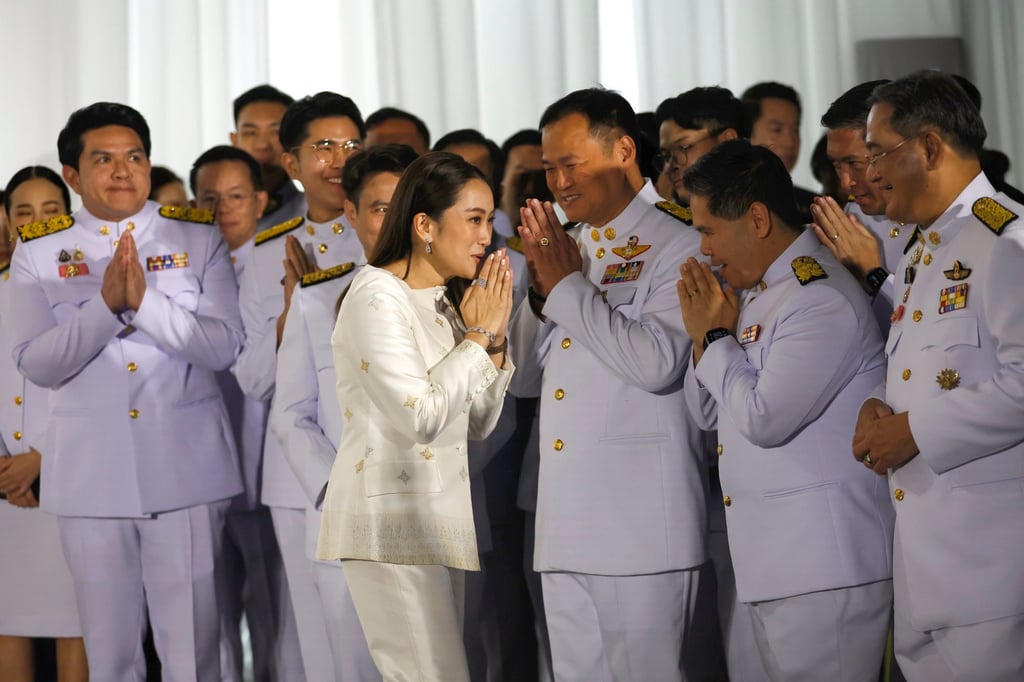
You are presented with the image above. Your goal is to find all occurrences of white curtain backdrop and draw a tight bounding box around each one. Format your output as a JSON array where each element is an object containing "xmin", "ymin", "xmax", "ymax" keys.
[{"xmin": 1, "ymin": 0, "xmax": 1020, "ymax": 200}]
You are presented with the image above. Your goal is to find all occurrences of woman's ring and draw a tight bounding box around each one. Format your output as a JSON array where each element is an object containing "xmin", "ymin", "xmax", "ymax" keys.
[{"xmin": 475, "ymin": 277, "xmax": 488, "ymax": 289}]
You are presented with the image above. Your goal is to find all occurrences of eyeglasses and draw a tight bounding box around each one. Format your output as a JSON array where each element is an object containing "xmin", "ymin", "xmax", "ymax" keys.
[
  {"xmin": 655, "ymin": 131, "xmax": 717, "ymax": 172},
  {"xmin": 196, "ymin": 191, "xmax": 257, "ymax": 211},
  {"xmin": 294, "ymin": 138, "xmax": 364, "ymax": 164},
  {"xmin": 866, "ymin": 135, "xmax": 919, "ymax": 168}
]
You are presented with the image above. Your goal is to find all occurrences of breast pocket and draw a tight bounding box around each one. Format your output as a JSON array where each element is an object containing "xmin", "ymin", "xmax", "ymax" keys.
[
  {"xmin": 154, "ymin": 270, "xmax": 201, "ymax": 311},
  {"xmin": 605, "ymin": 286, "xmax": 636, "ymax": 310}
]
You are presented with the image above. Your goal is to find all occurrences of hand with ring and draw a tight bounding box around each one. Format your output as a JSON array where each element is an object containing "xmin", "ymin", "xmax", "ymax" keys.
[
  {"xmin": 810, "ymin": 196, "xmax": 884, "ymax": 280},
  {"xmin": 460, "ymin": 249, "xmax": 514, "ymax": 360},
  {"xmin": 518, "ymin": 199, "xmax": 582, "ymax": 298},
  {"xmin": 676, "ymin": 257, "xmax": 739, "ymax": 362}
]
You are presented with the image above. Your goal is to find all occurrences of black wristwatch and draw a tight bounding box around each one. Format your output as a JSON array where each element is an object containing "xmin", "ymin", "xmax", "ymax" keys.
[
  {"xmin": 863, "ymin": 267, "xmax": 889, "ymax": 298},
  {"xmin": 702, "ymin": 327, "xmax": 731, "ymax": 351}
]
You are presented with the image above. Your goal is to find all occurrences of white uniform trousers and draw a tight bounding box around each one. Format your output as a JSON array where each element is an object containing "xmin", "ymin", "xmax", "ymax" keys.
[
  {"xmin": 218, "ymin": 507, "xmax": 303, "ymax": 682},
  {"xmin": 343, "ymin": 560, "xmax": 469, "ymax": 682},
  {"xmin": 57, "ymin": 501, "xmax": 229, "ymax": 682},
  {"xmin": 522, "ymin": 512, "xmax": 554, "ymax": 682},
  {"xmin": 311, "ymin": 560, "xmax": 379, "ymax": 681},
  {"xmin": 746, "ymin": 579, "xmax": 892, "ymax": 682},
  {"xmin": 541, "ymin": 568, "xmax": 699, "ymax": 682},
  {"xmin": 894, "ymin": 553, "xmax": 1024, "ymax": 682},
  {"xmin": 270, "ymin": 506, "xmax": 334, "ymax": 681}
]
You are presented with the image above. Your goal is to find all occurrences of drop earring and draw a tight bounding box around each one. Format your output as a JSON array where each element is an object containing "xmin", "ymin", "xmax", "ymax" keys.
[{"xmin": 425, "ymin": 236, "xmax": 432, "ymax": 254}]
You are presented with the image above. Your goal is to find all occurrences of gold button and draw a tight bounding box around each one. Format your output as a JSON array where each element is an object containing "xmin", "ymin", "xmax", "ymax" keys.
[
  {"xmin": 923, "ymin": 253, "xmax": 932, "ymax": 266},
  {"xmin": 716, "ymin": 443, "xmax": 723, "ymax": 456},
  {"xmin": 561, "ymin": 337, "xmax": 571, "ymax": 349},
  {"xmin": 127, "ymin": 362, "xmax": 138, "ymax": 372},
  {"xmin": 889, "ymin": 226, "xmax": 900, "ymax": 238},
  {"xmin": 595, "ymin": 247, "xmax": 606, "ymax": 259},
  {"xmin": 902, "ymin": 369, "xmax": 911, "ymax": 381},
  {"xmin": 332, "ymin": 223, "xmax": 343, "ymax": 234},
  {"xmin": 126, "ymin": 222, "xmax": 135, "ymax": 231},
  {"xmin": 113, "ymin": 239, "xmax": 120, "ymax": 247},
  {"xmin": 912, "ymin": 310, "xmax": 923, "ymax": 322},
  {"xmin": 554, "ymin": 388, "xmax": 565, "ymax": 400},
  {"xmin": 723, "ymin": 495, "xmax": 732, "ymax": 507},
  {"xmin": 894, "ymin": 488, "xmax": 904, "ymax": 502},
  {"xmin": 306, "ymin": 225, "xmax": 315, "ymax": 235},
  {"xmin": 14, "ymin": 396, "xmax": 22, "ymax": 406},
  {"xmin": 591, "ymin": 229, "xmax": 600, "ymax": 242},
  {"xmin": 100, "ymin": 226, "xmax": 110, "ymax": 235},
  {"xmin": 13, "ymin": 431, "xmax": 22, "ymax": 441},
  {"xmin": 553, "ymin": 439, "xmax": 564, "ymax": 451},
  {"xmin": 129, "ymin": 409, "xmax": 140, "ymax": 419},
  {"xmin": 318, "ymin": 243, "xmax": 328, "ymax": 253},
  {"xmin": 604, "ymin": 227, "xmax": 616, "ymax": 240}
]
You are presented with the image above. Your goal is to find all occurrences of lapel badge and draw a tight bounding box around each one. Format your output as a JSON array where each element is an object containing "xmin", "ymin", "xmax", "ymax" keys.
[
  {"xmin": 600, "ymin": 260, "xmax": 644, "ymax": 285},
  {"xmin": 59, "ymin": 263, "xmax": 90, "ymax": 278},
  {"xmin": 927, "ymin": 231, "xmax": 941, "ymax": 246},
  {"xmin": 146, "ymin": 253, "xmax": 190, "ymax": 271},
  {"xmin": 938, "ymin": 283, "xmax": 968, "ymax": 314},
  {"xmin": 611, "ymin": 235, "xmax": 651, "ymax": 261},
  {"xmin": 58, "ymin": 249, "xmax": 72, "ymax": 263},
  {"xmin": 935, "ymin": 368, "xmax": 961, "ymax": 391},
  {"xmin": 943, "ymin": 260, "xmax": 971, "ymax": 280},
  {"xmin": 890, "ymin": 304, "xmax": 905, "ymax": 323},
  {"xmin": 73, "ymin": 246, "xmax": 84, "ymax": 261},
  {"xmin": 740, "ymin": 324, "xmax": 761, "ymax": 345}
]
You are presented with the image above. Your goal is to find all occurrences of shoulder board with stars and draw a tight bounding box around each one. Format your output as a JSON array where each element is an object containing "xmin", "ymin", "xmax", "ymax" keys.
[
  {"xmin": 505, "ymin": 235, "xmax": 524, "ymax": 253},
  {"xmin": 159, "ymin": 205, "xmax": 215, "ymax": 225},
  {"xmin": 16, "ymin": 214, "xmax": 74, "ymax": 242},
  {"xmin": 655, "ymin": 200, "xmax": 693, "ymax": 225},
  {"xmin": 255, "ymin": 216, "xmax": 305, "ymax": 246},
  {"xmin": 972, "ymin": 197, "xmax": 1018, "ymax": 235},
  {"xmin": 300, "ymin": 262, "xmax": 355, "ymax": 288},
  {"xmin": 791, "ymin": 255, "xmax": 828, "ymax": 285},
  {"xmin": 903, "ymin": 225, "xmax": 923, "ymax": 254}
]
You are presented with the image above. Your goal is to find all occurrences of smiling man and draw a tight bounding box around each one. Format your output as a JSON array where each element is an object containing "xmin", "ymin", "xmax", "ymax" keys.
[
  {"xmin": 233, "ymin": 91, "xmax": 367, "ymax": 681},
  {"xmin": 509, "ymin": 87, "xmax": 706, "ymax": 682},
  {"xmin": 678, "ymin": 139, "xmax": 894, "ymax": 682},
  {"xmin": 854, "ymin": 70, "xmax": 1024, "ymax": 680},
  {"xmin": 0, "ymin": 102, "xmax": 244, "ymax": 681}
]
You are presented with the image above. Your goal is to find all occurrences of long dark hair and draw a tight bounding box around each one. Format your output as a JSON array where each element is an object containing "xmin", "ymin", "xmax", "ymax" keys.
[
  {"xmin": 369, "ymin": 151, "xmax": 488, "ymax": 316},
  {"xmin": 3, "ymin": 166, "xmax": 72, "ymax": 216}
]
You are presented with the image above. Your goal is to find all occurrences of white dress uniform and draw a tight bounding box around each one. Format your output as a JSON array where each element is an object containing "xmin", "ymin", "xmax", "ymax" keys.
[
  {"xmin": 270, "ymin": 262, "xmax": 378, "ymax": 681},
  {"xmin": 881, "ymin": 173, "xmax": 1024, "ymax": 680},
  {"xmin": 217, "ymin": 241, "xmax": 302, "ymax": 682},
  {"xmin": 0, "ymin": 261, "xmax": 81, "ymax": 638},
  {"xmin": 234, "ymin": 211, "xmax": 363, "ymax": 681},
  {"xmin": 0, "ymin": 202, "xmax": 244, "ymax": 682},
  {"xmin": 317, "ymin": 265, "xmax": 514, "ymax": 682},
  {"xmin": 257, "ymin": 181, "xmax": 305, "ymax": 232},
  {"xmin": 685, "ymin": 229, "xmax": 894, "ymax": 681},
  {"xmin": 508, "ymin": 189, "xmax": 707, "ymax": 682}
]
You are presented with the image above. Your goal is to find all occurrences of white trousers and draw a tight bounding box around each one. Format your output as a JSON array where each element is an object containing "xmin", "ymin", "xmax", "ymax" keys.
[
  {"xmin": 541, "ymin": 569, "xmax": 699, "ymax": 682},
  {"xmin": 58, "ymin": 501, "xmax": 228, "ymax": 682},
  {"xmin": 746, "ymin": 579, "xmax": 892, "ymax": 682},
  {"xmin": 311, "ymin": 560, "xmax": 379, "ymax": 681},
  {"xmin": 343, "ymin": 560, "xmax": 468, "ymax": 682}
]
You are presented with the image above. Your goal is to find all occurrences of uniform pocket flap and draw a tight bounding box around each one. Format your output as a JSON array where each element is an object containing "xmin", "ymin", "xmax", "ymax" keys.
[{"xmin": 605, "ymin": 286, "xmax": 636, "ymax": 309}]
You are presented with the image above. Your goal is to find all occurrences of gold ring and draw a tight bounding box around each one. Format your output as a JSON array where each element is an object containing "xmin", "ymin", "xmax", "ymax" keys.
[
  {"xmin": 831, "ymin": 233, "xmax": 840, "ymax": 242},
  {"xmin": 863, "ymin": 454, "xmax": 874, "ymax": 466},
  {"xmin": 539, "ymin": 237, "xmax": 550, "ymax": 246}
]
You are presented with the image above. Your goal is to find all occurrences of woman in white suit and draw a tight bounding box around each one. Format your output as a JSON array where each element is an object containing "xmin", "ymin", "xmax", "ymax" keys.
[{"xmin": 317, "ymin": 152, "xmax": 515, "ymax": 681}]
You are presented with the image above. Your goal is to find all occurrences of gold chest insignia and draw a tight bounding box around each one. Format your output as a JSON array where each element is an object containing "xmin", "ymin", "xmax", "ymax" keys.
[
  {"xmin": 943, "ymin": 260, "xmax": 971, "ymax": 280},
  {"xmin": 936, "ymin": 368, "xmax": 961, "ymax": 390},
  {"xmin": 611, "ymin": 235, "xmax": 651, "ymax": 261}
]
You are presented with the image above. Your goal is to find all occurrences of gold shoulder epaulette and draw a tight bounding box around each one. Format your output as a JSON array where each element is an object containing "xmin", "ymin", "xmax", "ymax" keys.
[
  {"xmin": 655, "ymin": 200, "xmax": 693, "ymax": 225},
  {"xmin": 903, "ymin": 226, "xmax": 922, "ymax": 254},
  {"xmin": 17, "ymin": 214, "xmax": 74, "ymax": 242},
  {"xmin": 256, "ymin": 216, "xmax": 304, "ymax": 246},
  {"xmin": 505, "ymin": 236, "xmax": 524, "ymax": 254},
  {"xmin": 791, "ymin": 256, "xmax": 828, "ymax": 285},
  {"xmin": 159, "ymin": 205, "xmax": 215, "ymax": 224},
  {"xmin": 0, "ymin": 259, "xmax": 10, "ymax": 281},
  {"xmin": 300, "ymin": 262, "xmax": 356, "ymax": 288},
  {"xmin": 972, "ymin": 197, "xmax": 1017, "ymax": 235}
]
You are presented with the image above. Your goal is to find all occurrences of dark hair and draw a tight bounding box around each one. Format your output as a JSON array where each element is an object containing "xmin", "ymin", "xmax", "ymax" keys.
[
  {"xmin": 742, "ymin": 81, "xmax": 802, "ymax": 124},
  {"xmin": 365, "ymin": 107, "xmax": 431, "ymax": 149},
  {"xmin": 189, "ymin": 146, "xmax": 264, "ymax": 195},
  {"xmin": 279, "ymin": 92, "xmax": 366, "ymax": 152},
  {"xmin": 655, "ymin": 86, "xmax": 750, "ymax": 138},
  {"xmin": 634, "ymin": 112, "xmax": 662, "ymax": 180},
  {"xmin": 149, "ymin": 166, "xmax": 184, "ymax": 201},
  {"xmin": 496, "ymin": 128, "xmax": 543, "ymax": 186},
  {"xmin": 3, "ymin": 166, "xmax": 72, "ymax": 216},
  {"xmin": 233, "ymin": 84, "xmax": 295, "ymax": 125},
  {"xmin": 432, "ymin": 129, "xmax": 503, "ymax": 184},
  {"xmin": 370, "ymin": 152, "xmax": 488, "ymax": 313},
  {"xmin": 868, "ymin": 71, "xmax": 987, "ymax": 156},
  {"xmin": 538, "ymin": 88, "xmax": 641, "ymax": 151},
  {"xmin": 821, "ymin": 79, "xmax": 891, "ymax": 130},
  {"xmin": 341, "ymin": 144, "xmax": 419, "ymax": 207},
  {"xmin": 683, "ymin": 139, "xmax": 801, "ymax": 231},
  {"xmin": 951, "ymin": 74, "xmax": 982, "ymax": 111},
  {"xmin": 57, "ymin": 102, "xmax": 151, "ymax": 170}
]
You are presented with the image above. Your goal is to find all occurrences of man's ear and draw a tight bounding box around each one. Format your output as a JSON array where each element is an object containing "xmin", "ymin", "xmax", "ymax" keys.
[
  {"xmin": 749, "ymin": 201, "xmax": 773, "ymax": 238},
  {"xmin": 62, "ymin": 165, "xmax": 82, "ymax": 196},
  {"xmin": 281, "ymin": 151, "xmax": 301, "ymax": 181},
  {"xmin": 921, "ymin": 130, "xmax": 945, "ymax": 171}
]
